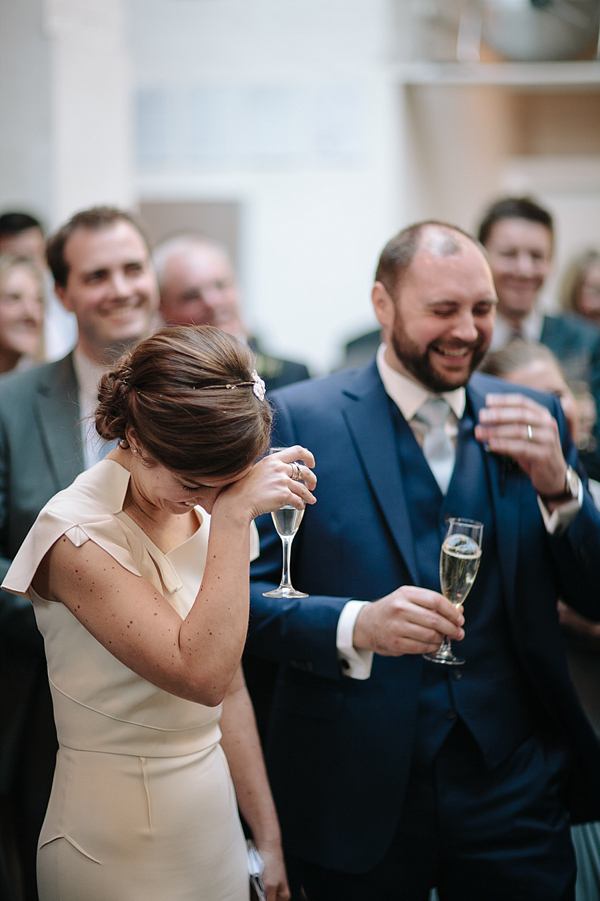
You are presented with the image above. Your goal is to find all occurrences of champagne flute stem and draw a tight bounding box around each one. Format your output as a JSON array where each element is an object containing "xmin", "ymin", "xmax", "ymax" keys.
[
  {"xmin": 439, "ymin": 635, "xmax": 451, "ymax": 655},
  {"xmin": 279, "ymin": 535, "xmax": 295, "ymax": 589}
]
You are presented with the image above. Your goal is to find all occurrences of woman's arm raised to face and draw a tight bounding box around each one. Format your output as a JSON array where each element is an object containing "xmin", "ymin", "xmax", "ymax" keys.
[{"xmin": 31, "ymin": 447, "xmax": 316, "ymax": 706}]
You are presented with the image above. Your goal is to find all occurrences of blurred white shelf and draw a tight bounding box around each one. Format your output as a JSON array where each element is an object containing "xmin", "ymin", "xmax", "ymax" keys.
[{"xmin": 393, "ymin": 60, "xmax": 600, "ymax": 90}]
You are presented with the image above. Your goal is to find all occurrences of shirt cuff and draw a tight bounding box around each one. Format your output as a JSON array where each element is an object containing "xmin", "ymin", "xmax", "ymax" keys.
[
  {"xmin": 249, "ymin": 520, "xmax": 260, "ymax": 561},
  {"xmin": 537, "ymin": 474, "xmax": 583, "ymax": 534},
  {"xmin": 336, "ymin": 600, "xmax": 374, "ymax": 680}
]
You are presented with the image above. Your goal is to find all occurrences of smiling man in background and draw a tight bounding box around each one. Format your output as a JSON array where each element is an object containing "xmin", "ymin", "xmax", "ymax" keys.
[
  {"xmin": 154, "ymin": 235, "xmax": 310, "ymax": 393},
  {"xmin": 478, "ymin": 195, "xmax": 600, "ymax": 478}
]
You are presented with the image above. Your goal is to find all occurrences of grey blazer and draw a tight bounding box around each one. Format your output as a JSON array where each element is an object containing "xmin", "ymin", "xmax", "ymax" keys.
[{"xmin": 0, "ymin": 354, "xmax": 83, "ymax": 789}]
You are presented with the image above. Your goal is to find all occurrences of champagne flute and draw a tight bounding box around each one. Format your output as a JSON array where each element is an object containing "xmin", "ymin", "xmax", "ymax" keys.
[
  {"xmin": 423, "ymin": 517, "xmax": 483, "ymax": 666},
  {"xmin": 263, "ymin": 448, "xmax": 308, "ymax": 598}
]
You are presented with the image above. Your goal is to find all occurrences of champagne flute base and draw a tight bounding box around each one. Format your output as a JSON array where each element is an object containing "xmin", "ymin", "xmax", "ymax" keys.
[
  {"xmin": 423, "ymin": 648, "xmax": 465, "ymax": 666},
  {"xmin": 263, "ymin": 586, "xmax": 308, "ymax": 598}
]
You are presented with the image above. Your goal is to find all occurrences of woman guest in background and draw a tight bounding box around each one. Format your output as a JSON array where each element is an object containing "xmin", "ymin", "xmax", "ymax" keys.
[
  {"xmin": 559, "ymin": 248, "xmax": 600, "ymax": 329},
  {"xmin": 0, "ymin": 254, "xmax": 45, "ymax": 373},
  {"xmin": 482, "ymin": 340, "xmax": 600, "ymax": 506},
  {"xmin": 482, "ymin": 339, "xmax": 600, "ymax": 901},
  {"xmin": 2, "ymin": 325, "xmax": 316, "ymax": 901}
]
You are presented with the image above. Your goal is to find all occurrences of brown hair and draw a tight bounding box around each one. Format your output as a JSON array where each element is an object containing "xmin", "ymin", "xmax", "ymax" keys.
[
  {"xmin": 480, "ymin": 340, "xmax": 562, "ymax": 380},
  {"xmin": 477, "ymin": 196, "xmax": 553, "ymax": 248},
  {"xmin": 374, "ymin": 221, "xmax": 480, "ymax": 295},
  {"xmin": 558, "ymin": 248, "xmax": 600, "ymax": 315},
  {"xmin": 46, "ymin": 206, "xmax": 150, "ymax": 288},
  {"xmin": 96, "ymin": 325, "xmax": 272, "ymax": 478},
  {"xmin": 0, "ymin": 211, "xmax": 44, "ymax": 238}
]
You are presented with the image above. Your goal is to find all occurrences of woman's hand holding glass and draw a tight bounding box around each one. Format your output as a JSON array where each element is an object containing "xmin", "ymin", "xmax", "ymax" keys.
[
  {"xmin": 212, "ymin": 444, "xmax": 316, "ymax": 526},
  {"xmin": 261, "ymin": 447, "xmax": 316, "ymax": 599}
]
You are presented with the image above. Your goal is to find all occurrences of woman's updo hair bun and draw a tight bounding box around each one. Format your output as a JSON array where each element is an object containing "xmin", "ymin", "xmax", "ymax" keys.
[
  {"xmin": 96, "ymin": 364, "xmax": 134, "ymax": 442},
  {"xmin": 95, "ymin": 325, "xmax": 273, "ymax": 478}
]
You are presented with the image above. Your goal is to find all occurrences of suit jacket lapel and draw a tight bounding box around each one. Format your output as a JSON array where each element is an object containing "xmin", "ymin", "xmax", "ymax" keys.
[
  {"xmin": 34, "ymin": 355, "xmax": 83, "ymax": 490},
  {"xmin": 342, "ymin": 365, "xmax": 420, "ymax": 585},
  {"xmin": 467, "ymin": 376, "xmax": 520, "ymax": 605}
]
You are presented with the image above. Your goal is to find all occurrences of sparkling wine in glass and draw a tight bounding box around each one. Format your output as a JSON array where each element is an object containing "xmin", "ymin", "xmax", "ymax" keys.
[
  {"xmin": 263, "ymin": 448, "xmax": 308, "ymax": 598},
  {"xmin": 423, "ymin": 517, "xmax": 483, "ymax": 666}
]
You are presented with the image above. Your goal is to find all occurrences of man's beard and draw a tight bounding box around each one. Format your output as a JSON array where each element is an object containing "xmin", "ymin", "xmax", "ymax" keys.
[{"xmin": 390, "ymin": 315, "xmax": 488, "ymax": 393}]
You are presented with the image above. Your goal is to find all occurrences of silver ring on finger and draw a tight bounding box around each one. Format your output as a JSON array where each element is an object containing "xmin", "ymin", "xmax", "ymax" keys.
[
  {"xmin": 290, "ymin": 462, "xmax": 302, "ymax": 481},
  {"xmin": 527, "ymin": 424, "xmax": 533, "ymax": 443}
]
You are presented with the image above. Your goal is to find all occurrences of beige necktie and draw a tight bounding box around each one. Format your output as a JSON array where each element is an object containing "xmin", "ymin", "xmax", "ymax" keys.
[{"xmin": 413, "ymin": 397, "xmax": 455, "ymax": 494}]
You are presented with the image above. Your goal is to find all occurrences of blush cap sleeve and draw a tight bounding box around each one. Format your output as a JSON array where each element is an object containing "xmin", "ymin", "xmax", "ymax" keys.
[{"xmin": 2, "ymin": 509, "xmax": 144, "ymax": 600}]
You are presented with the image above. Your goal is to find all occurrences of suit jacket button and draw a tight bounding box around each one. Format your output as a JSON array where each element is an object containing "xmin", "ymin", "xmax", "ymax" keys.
[{"xmin": 446, "ymin": 709, "xmax": 458, "ymax": 721}]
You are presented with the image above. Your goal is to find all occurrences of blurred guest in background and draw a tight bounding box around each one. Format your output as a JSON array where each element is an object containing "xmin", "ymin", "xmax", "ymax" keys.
[
  {"xmin": 0, "ymin": 255, "xmax": 45, "ymax": 373},
  {"xmin": 482, "ymin": 340, "xmax": 600, "ymax": 507},
  {"xmin": 0, "ymin": 213, "xmax": 46, "ymax": 268},
  {"xmin": 153, "ymin": 235, "xmax": 310, "ymax": 393},
  {"xmin": 558, "ymin": 248, "xmax": 600, "ymax": 329},
  {"xmin": 478, "ymin": 195, "xmax": 600, "ymax": 479},
  {"xmin": 0, "ymin": 211, "xmax": 77, "ymax": 361}
]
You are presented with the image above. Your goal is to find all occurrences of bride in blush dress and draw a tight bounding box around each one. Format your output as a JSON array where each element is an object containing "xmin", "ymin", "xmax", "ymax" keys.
[{"xmin": 3, "ymin": 325, "xmax": 316, "ymax": 901}]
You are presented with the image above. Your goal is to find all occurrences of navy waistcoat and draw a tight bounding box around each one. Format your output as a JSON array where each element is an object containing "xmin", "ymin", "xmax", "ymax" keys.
[{"xmin": 391, "ymin": 399, "xmax": 540, "ymax": 768}]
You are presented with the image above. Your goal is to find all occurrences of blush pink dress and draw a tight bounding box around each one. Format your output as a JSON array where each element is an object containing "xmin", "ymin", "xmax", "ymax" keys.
[{"xmin": 3, "ymin": 460, "xmax": 251, "ymax": 901}]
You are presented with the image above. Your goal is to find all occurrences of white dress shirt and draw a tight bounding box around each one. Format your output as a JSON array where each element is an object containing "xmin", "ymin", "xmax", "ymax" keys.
[
  {"xmin": 73, "ymin": 347, "xmax": 112, "ymax": 470},
  {"xmin": 488, "ymin": 309, "xmax": 544, "ymax": 352}
]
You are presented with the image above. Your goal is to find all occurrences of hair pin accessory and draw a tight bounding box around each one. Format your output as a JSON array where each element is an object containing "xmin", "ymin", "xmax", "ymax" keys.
[
  {"xmin": 193, "ymin": 370, "xmax": 266, "ymax": 401},
  {"xmin": 250, "ymin": 369, "xmax": 266, "ymax": 401}
]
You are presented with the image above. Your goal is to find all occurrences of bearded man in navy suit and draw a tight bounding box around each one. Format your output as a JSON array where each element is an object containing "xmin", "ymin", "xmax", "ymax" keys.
[{"xmin": 248, "ymin": 221, "xmax": 600, "ymax": 900}]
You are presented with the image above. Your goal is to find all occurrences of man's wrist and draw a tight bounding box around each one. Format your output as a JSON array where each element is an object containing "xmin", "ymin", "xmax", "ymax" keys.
[
  {"xmin": 540, "ymin": 464, "xmax": 579, "ymax": 506},
  {"xmin": 537, "ymin": 465, "xmax": 583, "ymax": 534}
]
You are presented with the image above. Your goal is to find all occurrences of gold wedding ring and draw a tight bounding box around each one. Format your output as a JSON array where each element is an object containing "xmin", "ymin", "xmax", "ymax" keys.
[
  {"xmin": 290, "ymin": 462, "xmax": 302, "ymax": 480},
  {"xmin": 527, "ymin": 424, "xmax": 533, "ymax": 443}
]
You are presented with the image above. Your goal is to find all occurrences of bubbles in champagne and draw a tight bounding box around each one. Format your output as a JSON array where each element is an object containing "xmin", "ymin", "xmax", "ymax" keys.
[{"xmin": 439, "ymin": 533, "xmax": 481, "ymax": 606}]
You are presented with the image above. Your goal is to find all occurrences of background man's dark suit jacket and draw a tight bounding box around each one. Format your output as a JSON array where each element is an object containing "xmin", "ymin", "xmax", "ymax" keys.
[
  {"xmin": 0, "ymin": 355, "xmax": 83, "ymax": 896},
  {"xmin": 248, "ymin": 362, "xmax": 600, "ymax": 875},
  {"xmin": 249, "ymin": 338, "xmax": 310, "ymax": 393}
]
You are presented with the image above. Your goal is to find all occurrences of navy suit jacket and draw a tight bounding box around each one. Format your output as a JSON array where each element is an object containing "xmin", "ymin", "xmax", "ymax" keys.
[
  {"xmin": 0, "ymin": 354, "xmax": 83, "ymax": 789},
  {"xmin": 248, "ymin": 362, "xmax": 600, "ymax": 874}
]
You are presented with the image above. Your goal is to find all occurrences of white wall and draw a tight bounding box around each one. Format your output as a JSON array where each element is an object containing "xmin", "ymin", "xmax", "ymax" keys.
[
  {"xmin": 129, "ymin": 0, "xmax": 404, "ymax": 373},
  {"xmin": 0, "ymin": 0, "xmax": 134, "ymax": 232},
  {"xmin": 49, "ymin": 0, "xmax": 135, "ymax": 223},
  {"xmin": 0, "ymin": 0, "xmax": 54, "ymax": 219}
]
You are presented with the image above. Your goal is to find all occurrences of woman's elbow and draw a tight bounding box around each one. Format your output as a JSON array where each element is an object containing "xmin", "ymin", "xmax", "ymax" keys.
[{"xmin": 182, "ymin": 672, "xmax": 234, "ymax": 707}]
